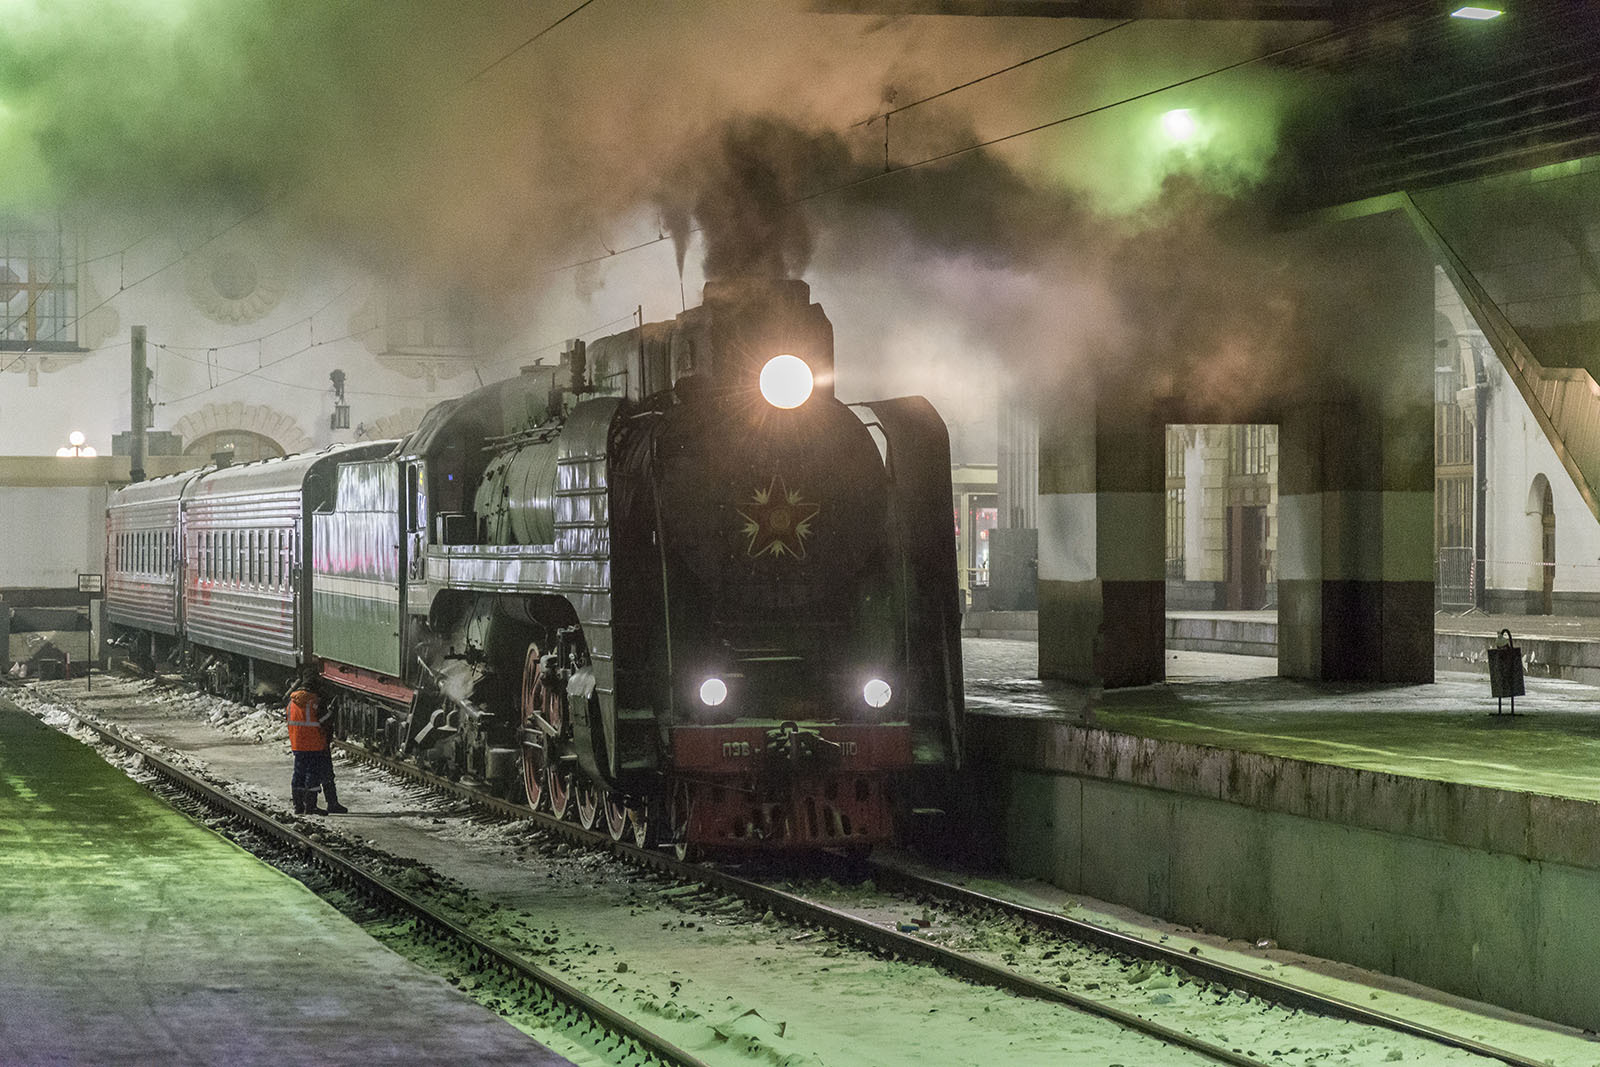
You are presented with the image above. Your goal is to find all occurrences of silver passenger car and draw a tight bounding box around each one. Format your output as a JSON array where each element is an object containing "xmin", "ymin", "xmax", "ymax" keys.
[
  {"xmin": 106, "ymin": 467, "xmax": 210, "ymax": 640},
  {"xmin": 104, "ymin": 442, "xmax": 395, "ymax": 676},
  {"xmin": 183, "ymin": 444, "xmax": 396, "ymax": 667}
]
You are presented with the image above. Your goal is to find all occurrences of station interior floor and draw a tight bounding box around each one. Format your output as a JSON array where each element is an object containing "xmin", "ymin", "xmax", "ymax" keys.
[{"xmin": 963, "ymin": 611, "xmax": 1600, "ymax": 805}]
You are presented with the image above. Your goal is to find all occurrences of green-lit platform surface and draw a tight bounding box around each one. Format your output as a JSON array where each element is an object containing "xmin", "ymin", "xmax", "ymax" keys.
[
  {"xmin": 964, "ymin": 637, "xmax": 1600, "ymax": 804},
  {"xmin": 0, "ymin": 700, "xmax": 570, "ymax": 1067}
]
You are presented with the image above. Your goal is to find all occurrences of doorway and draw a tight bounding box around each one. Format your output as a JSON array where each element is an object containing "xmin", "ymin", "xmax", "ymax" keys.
[
  {"xmin": 1164, "ymin": 423, "xmax": 1278, "ymax": 681},
  {"xmin": 1227, "ymin": 504, "xmax": 1270, "ymax": 610}
]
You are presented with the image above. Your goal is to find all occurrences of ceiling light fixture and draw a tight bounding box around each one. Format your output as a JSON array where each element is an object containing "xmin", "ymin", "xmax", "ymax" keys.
[{"xmin": 1450, "ymin": 6, "xmax": 1503, "ymax": 19}]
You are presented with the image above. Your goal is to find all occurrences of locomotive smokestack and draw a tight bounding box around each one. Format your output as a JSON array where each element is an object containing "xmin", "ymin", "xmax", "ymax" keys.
[{"xmin": 564, "ymin": 339, "xmax": 587, "ymax": 393}]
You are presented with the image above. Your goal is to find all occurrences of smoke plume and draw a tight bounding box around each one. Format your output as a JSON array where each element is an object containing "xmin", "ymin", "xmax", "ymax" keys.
[{"xmin": 0, "ymin": 0, "xmax": 1338, "ymax": 457}]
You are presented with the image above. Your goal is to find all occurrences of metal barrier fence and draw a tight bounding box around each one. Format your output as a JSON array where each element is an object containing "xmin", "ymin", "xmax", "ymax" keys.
[{"xmin": 1437, "ymin": 545, "xmax": 1475, "ymax": 611}]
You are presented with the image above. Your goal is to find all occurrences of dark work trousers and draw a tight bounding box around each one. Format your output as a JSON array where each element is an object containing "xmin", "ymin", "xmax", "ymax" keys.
[{"xmin": 291, "ymin": 750, "xmax": 335, "ymax": 793}]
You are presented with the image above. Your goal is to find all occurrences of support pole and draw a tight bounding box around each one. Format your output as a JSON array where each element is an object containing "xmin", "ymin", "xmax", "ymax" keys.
[{"xmin": 130, "ymin": 325, "xmax": 147, "ymax": 482}]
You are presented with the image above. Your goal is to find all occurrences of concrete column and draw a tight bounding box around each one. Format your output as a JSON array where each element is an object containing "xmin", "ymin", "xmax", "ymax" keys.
[
  {"xmin": 1038, "ymin": 380, "xmax": 1099, "ymax": 683},
  {"xmin": 1038, "ymin": 383, "xmax": 1166, "ymax": 689},
  {"xmin": 1095, "ymin": 406, "xmax": 1167, "ymax": 687},
  {"xmin": 1277, "ymin": 211, "xmax": 1435, "ymax": 683}
]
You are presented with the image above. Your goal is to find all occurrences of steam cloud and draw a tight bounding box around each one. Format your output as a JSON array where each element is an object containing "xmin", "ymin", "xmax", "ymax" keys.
[{"xmin": 0, "ymin": 0, "xmax": 1336, "ymax": 456}]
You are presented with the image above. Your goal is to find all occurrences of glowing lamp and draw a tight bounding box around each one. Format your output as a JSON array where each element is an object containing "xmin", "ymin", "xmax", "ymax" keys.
[
  {"xmin": 1161, "ymin": 108, "xmax": 1197, "ymax": 142},
  {"xmin": 1450, "ymin": 6, "xmax": 1502, "ymax": 18},
  {"xmin": 699, "ymin": 678, "xmax": 728, "ymax": 707},
  {"xmin": 759, "ymin": 354, "xmax": 813, "ymax": 409},
  {"xmin": 68, "ymin": 430, "xmax": 85, "ymax": 447},
  {"xmin": 863, "ymin": 678, "xmax": 892, "ymax": 709}
]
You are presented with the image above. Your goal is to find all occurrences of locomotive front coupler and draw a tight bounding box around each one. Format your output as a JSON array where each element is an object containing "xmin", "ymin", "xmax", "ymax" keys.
[{"xmin": 762, "ymin": 721, "xmax": 843, "ymax": 771}]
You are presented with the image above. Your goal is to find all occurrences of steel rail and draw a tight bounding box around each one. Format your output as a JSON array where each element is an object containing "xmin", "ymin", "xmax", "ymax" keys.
[
  {"xmin": 52, "ymin": 672, "xmax": 1554, "ymax": 1067},
  {"xmin": 338, "ymin": 740, "xmax": 1540, "ymax": 1067},
  {"xmin": 60, "ymin": 714, "xmax": 712, "ymax": 1067},
  {"xmin": 329, "ymin": 744, "xmax": 1295, "ymax": 1067},
  {"xmin": 865, "ymin": 863, "xmax": 1552, "ymax": 1067}
]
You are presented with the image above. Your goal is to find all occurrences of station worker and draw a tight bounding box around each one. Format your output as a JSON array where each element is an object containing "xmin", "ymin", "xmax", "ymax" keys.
[{"xmin": 287, "ymin": 670, "xmax": 348, "ymax": 815}]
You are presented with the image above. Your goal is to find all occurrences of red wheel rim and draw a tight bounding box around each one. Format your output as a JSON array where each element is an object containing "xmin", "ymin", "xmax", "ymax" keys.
[
  {"xmin": 520, "ymin": 644, "xmax": 546, "ymax": 811},
  {"xmin": 604, "ymin": 792, "xmax": 629, "ymax": 842},
  {"xmin": 575, "ymin": 776, "xmax": 602, "ymax": 831},
  {"xmin": 546, "ymin": 763, "xmax": 573, "ymax": 820},
  {"xmin": 670, "ymin": 781, "xmax": 694, "ymax": 859}
]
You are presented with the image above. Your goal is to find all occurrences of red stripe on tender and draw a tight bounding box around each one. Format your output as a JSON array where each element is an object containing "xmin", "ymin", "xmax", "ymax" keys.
[{"xmin": 321, "ymin": 661, "xmax": 413, "ymax": 705}]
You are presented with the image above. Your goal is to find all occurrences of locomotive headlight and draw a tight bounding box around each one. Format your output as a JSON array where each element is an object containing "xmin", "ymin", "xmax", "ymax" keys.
[
  {"xmin": 759, "ymin": 354, "xmax": 813, "ymax": 409},
  {"xmin": 862, "ymin": 678, "xmax": 892, "ymax": 709},
  {"xmin": 699, "ymin": 677, "xmax": 729, "ymax": 707}
]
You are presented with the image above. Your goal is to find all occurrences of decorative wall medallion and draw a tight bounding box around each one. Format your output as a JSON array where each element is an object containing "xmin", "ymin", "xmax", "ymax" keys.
[{"xmin": 185, "ymin": 242, "xmax": 287, "ymax": 325}]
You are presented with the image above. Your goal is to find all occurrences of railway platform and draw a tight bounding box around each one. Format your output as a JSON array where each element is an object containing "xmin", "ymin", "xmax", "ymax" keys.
[
  {"xmin": 962, "ymin": 632, "xmax": 1600, "ymax": 1038},
  {"xmin": 0, "ymin": 699, "xmax": 571, "ymax": 1067}
]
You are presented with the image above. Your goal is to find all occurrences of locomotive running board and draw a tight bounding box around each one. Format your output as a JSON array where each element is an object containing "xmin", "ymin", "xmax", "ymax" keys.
[{"xmin": 320, "ymin": 661, "xmax": 414, "ymax": 706}]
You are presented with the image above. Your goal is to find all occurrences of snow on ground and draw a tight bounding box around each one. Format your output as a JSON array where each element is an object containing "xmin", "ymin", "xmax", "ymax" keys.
[{"xmin": 9, "ymin": 675, "xmax": 1599, "ymax": 1066}]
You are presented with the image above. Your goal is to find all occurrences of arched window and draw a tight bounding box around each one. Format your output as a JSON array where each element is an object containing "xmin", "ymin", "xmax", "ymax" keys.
[{"xmin": 185, "ymin": 430, "xmax": 284, "ymax": 464}]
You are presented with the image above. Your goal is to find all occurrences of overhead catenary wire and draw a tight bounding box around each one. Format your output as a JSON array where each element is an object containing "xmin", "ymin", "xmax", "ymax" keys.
[
  {"xmin": 851, "ymin": 18, "xmax": 1135, "ymax": 129},
  {"xmin": 150, "ymin": 306, "xmax": 644, "ymax": 405},
  {"xmin": 460, "ymin": 0, "xmax": 603, "ymax": 88},
  {"xmin": 535, "ymin": 8, "xmax": 1409, "ymax": 276}
]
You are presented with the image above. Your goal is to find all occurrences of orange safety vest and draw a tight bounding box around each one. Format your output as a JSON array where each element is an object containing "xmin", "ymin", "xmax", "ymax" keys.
[{"xmin": 287, "ymin": 687, "xmax": 329, "ymax": 752}]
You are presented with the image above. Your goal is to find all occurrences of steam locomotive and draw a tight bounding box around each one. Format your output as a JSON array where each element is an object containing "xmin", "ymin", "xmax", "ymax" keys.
[{"xmin": 106, "ymin": 279, "xmax": 963, "ymax": 855}]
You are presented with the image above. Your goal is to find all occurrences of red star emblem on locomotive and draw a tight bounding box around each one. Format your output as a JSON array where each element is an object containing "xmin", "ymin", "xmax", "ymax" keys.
[{"xmin": 737, "ymin": 476, "xmax": 821, "ymax": 559}]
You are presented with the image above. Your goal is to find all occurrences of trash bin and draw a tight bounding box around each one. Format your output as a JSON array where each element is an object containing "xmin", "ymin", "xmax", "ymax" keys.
[{"xmin": 1487, "ymin": 628, "xmax": 1524, "ymax": 716}]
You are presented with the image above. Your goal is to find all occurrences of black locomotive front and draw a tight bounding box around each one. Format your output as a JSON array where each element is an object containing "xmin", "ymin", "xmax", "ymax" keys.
[{"xmin": 606, "ymin": 282, "xmax": 922, "ymax": 850}]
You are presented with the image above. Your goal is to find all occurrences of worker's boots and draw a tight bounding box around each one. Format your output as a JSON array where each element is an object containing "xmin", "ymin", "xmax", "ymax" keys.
[
  {"xmin": 295, "ymin": 789, "xmax": 325, "ymax": 816},
  {"xmin": 323, "ymin": 783, "xmax": 349, "ymax": 815}
]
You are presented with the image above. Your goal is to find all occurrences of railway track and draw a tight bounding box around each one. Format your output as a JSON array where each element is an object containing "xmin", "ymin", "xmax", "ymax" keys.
[
  {"xmin": 14, "ymin": 674, "xmax": 1552, "ymax": 1067},
  {"xmin": 50, "ymin": 708, "xmax": 712, "ymax": 1067},
  {"xmin": 330, "ymin": 741, "xmax": 1542, "ymax": 1067}
]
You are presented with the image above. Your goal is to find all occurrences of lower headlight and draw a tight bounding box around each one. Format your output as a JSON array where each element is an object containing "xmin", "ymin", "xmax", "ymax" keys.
[
  {"xmin": 862, "ymin": 678, "xmax": 892, "ymax": 709},
  {"xmin": 699, "ymin": 678, "xmax": 728, "ymax": 707}
]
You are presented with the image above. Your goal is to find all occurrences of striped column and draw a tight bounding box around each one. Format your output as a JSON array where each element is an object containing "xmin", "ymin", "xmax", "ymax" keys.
[
  {"xmin": 1277, "ymin": 208, "xmax": 1436, "ymax": 684},
  {"xmin": 1038, "ymin": 393, "xmax": 1166, "ymax": 688}
]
